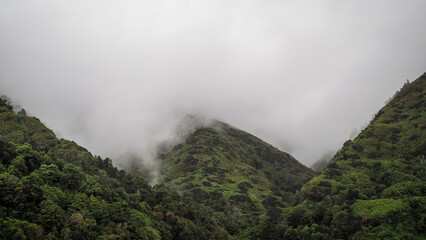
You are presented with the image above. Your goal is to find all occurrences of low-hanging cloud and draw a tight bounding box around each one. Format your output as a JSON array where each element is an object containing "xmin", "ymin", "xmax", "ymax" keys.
[{"xmin": 1, "ymin": 0, "xmax": 425, "ymax": 167}]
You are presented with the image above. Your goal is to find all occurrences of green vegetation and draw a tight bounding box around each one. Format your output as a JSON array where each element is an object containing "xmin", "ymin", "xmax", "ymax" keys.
[
  {"xmin": 0, "ymin": 99, "xmax": 231, "ymax": 239},
  {"xmin": 156, "ymin": 122, "xmax": 315, "ymax": 238},
  {"xmin": 277, "ymin": 73, "xmax": 426, "ymax": 239},
  {"xmin": 0, "ymin": 72, "xmax": 424, "ymax": 239}
]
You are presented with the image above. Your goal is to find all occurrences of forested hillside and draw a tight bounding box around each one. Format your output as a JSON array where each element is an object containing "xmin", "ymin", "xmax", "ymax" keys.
[
  {"xmin": 277, "ymin": 74, "xmax": 426, "ymax": 239},
  {"xmin": 0, "ymin": 99, "xmax": 232, "ymax": 239},
  {"xmin": 0, "ymin": 97, "xmax": 315, "ymax": 239},
  {"xmin": 156, "ymin": 120, "xmax": 315, "ymax": 238},
  {"xmin": 0, "ymin": 73, "xmax": 424, "ymax": 240}
]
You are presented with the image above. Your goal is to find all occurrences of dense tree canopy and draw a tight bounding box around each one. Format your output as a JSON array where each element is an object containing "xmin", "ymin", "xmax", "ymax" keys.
[
  {"xmin": 277, "ymin": 74, "xmax": 426, "ymax": 239},
  {"xmin": 0, "ymin": 101, "xmax": 231, "ymax": 239},
  {"xmin": 0, "ymin": 73, "xmax": 425, "ymax": 239}
]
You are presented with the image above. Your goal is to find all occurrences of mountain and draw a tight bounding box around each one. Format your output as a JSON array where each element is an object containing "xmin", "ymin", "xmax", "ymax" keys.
[
  {"xmin": 155, "ymin": 117, "xmax": 315, "ymax": 238},
  {"xmin": 1, "ymin": 72, "xmax": 424, "ymax": 240},
  {"xmin": 0, "ymin": 97, "xmax": 314, "ymax": 239},
  {"xmin": 0, "ymin": 99, "xmax": 233, "ymax": 239},
  {"xmin": 277, "ymin": 73, "xmax": 426, "ymax": 239}
]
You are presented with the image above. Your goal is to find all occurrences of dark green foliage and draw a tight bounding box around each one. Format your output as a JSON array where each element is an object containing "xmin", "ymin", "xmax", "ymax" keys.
[
  {"xmin": 0, "ymin": 99, "xmax": 231, "ymax": 239},
  {"xmin": 281, "ymin": 73, "xmax": 426, "ymax": 239},
  {"xmin": 0, "ymin": 139, "xmax": 231, "ymax": 239},
  {"xmin": 1, "ymin": 73, "xmax": 424, "ymax": 239},
  {"xmin": 157, "ymin": 119, "xmax": 315, "ymax": 238},
  {"xmin": 237, "ymin": 181, "xmax": 252, "ymax": 192}
]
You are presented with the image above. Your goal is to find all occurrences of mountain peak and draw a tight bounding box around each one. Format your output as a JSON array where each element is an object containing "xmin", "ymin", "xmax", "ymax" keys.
[
  {"xmin": 156, "ymin": 120, "xmax": 314, "ymax": 232},
  {"xmin": 174, "ymin": 115, "xmax": 225, "ymax": 136}
]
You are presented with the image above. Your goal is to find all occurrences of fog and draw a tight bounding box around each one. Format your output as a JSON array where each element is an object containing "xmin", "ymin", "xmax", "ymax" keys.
[{"xmin": 1, "ymin": 0, "xmax": 425, "ymax": 167}]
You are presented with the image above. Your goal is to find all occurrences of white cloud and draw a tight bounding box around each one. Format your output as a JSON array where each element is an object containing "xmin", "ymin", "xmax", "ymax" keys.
[{"xmin": 1, "ymin": 0, "xmax": 425, "ymax": 166}]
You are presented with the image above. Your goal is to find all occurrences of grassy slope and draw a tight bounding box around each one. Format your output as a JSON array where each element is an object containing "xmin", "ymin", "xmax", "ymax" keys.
[{"xmin": 283, "ymin": 73, "xmax": 426, "ymax": 239}]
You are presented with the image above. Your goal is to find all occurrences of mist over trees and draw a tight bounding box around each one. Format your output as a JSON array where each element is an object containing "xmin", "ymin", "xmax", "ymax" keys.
[
  {"xmin": 1, "ymin": 1, "xmax": 426, "ymax": 239},
  {"xmin": 1, "ymin": 1, "xmax": 426, "ymax": 168}
]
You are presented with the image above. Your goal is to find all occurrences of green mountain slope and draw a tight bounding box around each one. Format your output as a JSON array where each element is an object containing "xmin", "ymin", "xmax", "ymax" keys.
[
  {"xmin": 0, "ymin": 99, "xmax": 232, "ymax": 240},
  {"xmin": 279, "ymin": 74, "xmax": 426, "ymax": 239},
  {"xmin": 156, "ymin": 119, "xmax": 315, "ymax": 238},
  {"xmin": 1, "ymin": 72, "xmax": 424, "ymax": 240}
]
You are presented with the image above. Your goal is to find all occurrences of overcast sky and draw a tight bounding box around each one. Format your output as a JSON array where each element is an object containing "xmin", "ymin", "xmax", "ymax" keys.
[{"xmin": 1, "ymin": 0, "xmax": 425, "ymax": 167}]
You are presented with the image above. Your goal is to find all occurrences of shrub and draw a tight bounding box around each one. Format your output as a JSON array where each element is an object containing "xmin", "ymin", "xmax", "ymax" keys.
[
  {"xmin": 352, "ymin": 144, "xmax": 364, "ymax": 152},
  {"xmin": 237, "ymin": 181, "xmax": 253, "ymax": 192},
  {"xmin": 202, "ymin": 181, "xmax": 211, "ymax": 187}
]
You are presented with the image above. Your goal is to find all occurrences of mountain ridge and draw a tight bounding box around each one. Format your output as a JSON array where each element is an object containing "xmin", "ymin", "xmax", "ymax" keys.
[
  {"xmin": 153, "ymin": 118, "xmax": 315, "ymax": 238},
  {"xmin": 0, "ymin": 98, "xmax": 235, "ymax": 239},
  {"xmin": 276, "ymin": 73, "xmax": 426, "ymax": 239},
  {"xmin": 0, "ymin": 72, "xmax": 424, "ymax": 239}
]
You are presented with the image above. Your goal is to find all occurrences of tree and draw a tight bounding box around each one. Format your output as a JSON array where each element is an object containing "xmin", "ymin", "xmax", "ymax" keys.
[
  {"xmin": 18, "ymin": 109, "xmax": 27, "ymax": 117},
  {"xmin": 62, "ymin": 163, "xmax": 84, "ymax": 190},
  {"xmin": 38, "ymin": 199, "xmax": 65, "ymax": 231},
  {"xmin": 39, "ymin": 164, "xmax": 61, "ymax": 186}
]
